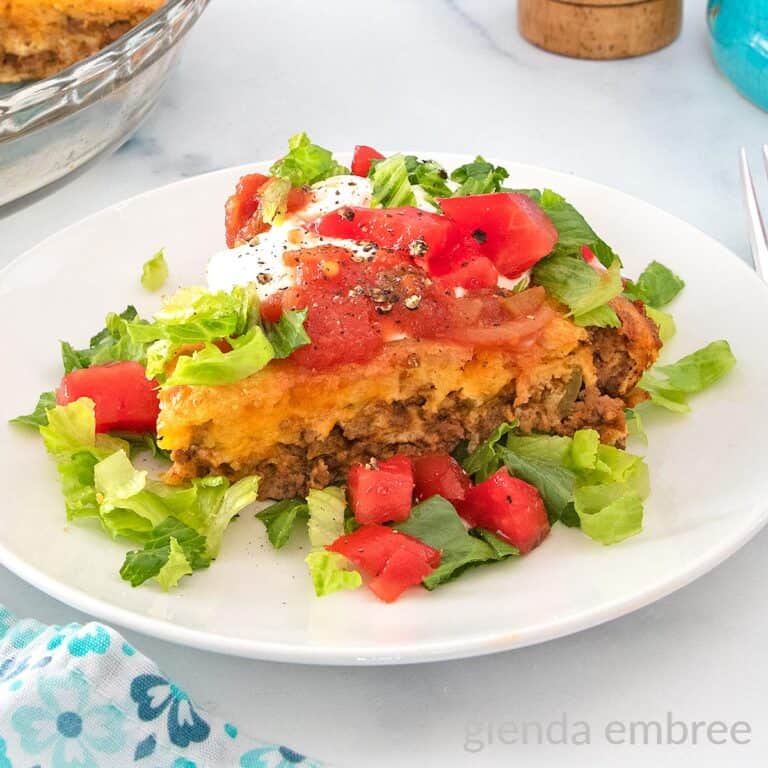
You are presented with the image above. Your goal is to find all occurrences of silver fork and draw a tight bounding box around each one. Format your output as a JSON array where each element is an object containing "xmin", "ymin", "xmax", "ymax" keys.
[{"xmin": 739, "ymin": 146, "xmax": 768, "ymax": 281}]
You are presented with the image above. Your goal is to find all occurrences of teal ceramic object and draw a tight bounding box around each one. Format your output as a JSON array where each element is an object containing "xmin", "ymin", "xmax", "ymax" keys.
[{"xmin": 708, "ymin": 0, "xmax": 768, "ymax": 110}]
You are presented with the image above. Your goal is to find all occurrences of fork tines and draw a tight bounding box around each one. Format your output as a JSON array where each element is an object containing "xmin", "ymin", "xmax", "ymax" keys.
[{"xmin": 739, "ymin": 146, "xmax": 768, "ymax": 281}]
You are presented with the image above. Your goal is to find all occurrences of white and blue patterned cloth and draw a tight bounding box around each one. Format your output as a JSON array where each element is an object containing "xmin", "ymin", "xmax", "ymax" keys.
[{"xmin": 0, "ymin": 606, "xmax": 327, "ymax": 768}]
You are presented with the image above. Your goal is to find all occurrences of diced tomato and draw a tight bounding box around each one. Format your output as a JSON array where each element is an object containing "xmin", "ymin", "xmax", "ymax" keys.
[
  {"xmin": 224, "ymin": 173, "xmax": 270, "ymax": 248},
  {"xmin": 438, "ymin": 193, "xmax": 558, "ymax": 278},
  {"xmin": 314, "ymin": 206, "xmax": 460, "ymax": 261},
  {"xmin": 284, "ymin": 286, "xmax": 383, "ymax": 370},
  {"xmin": 369, "ymin": 544, "xmax": 436, "ymax": 603},
  {"xmin": 351, "ymin": 145, "xmax": 385, "ymax": 177},
  {"xmin": 435, "ymin": 255, "xmax": 499, "ymax": 291},
  {"xmin": 327, "ymin": 524, "xmax": 440, "ymax": 574},
  {"xmin": 224, "ymin": 174, "xmax": 310, "ymax": 248},
  {"xmin": 457, "ymin": 468, "xmax": 550, "ymax": 554},
  {"xmin": 56, "ymin": 361, "xmax": 160, "ymax": 434},
  {"xmin": 412, "ymin": 453, "xmax": 472, "ymax": 504},
  {"xmin": 582, "ymin": 245, "xmax": 596, "ymax": 263},
  {"xmin": 348, "ymin": 455, "xmax": 415, "ymax": 524}
]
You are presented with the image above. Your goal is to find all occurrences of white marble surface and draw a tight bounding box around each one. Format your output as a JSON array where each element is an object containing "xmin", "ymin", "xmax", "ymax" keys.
[{"xmin": 1, "ymin": 1, "xmax": 767, "ymax": 765}]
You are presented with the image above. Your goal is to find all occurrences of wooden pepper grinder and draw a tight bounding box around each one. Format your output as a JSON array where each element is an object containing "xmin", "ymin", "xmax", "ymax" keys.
[{"xmin": 518, "ymin": 0, "xmax": 683, "ymax": 59}]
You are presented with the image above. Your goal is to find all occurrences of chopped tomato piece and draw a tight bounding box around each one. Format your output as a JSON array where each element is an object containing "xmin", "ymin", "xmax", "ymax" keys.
[
  {"xmin": 369, "ymin": 544, "xmax": 436, "ymax": 603},
  {"xmin": 282, "ymin": 285, "xmax": 383, "ymax": 370},
  {"xmin": 435, "ymin": 255, "xmax": 499, "ymax": 291},
  {"xmin": 438, "ymin": 192, "xmax": 558, "ymax": 278},
  {"xmin": 56, "ymin": 362, "xmax": 159, "ymax": 434},
  {"xmin": 224, "ymin": 173, "xmax": 270, "ymax": 248},
  {"xmin": 582, "ymin": 245, "xmax": 596, "ymax": 263},
  {"xmin": 457, "ymin": 468, "xmax": 550, "ymax": 554},
  {"xmin": 327, "ymin": 524, "xmax": 440, "ymax": 574},
  {"xmin": 314, "ymin": 206, "xmax": 460, "ymax": 261},
  {"xmin": 351, "ymin": 145, "xmax": 385, "ymax": 177},
  {"xmin": 412, "ymin": 453, "xmax": 471, "ymax": 505},
  {"xmin": 224, "ymin": 174, "xmax": 310, "ymax": 247},
  {"xmin": 348, "ymin": 455, "xmax": 415, "ymax": 524}
]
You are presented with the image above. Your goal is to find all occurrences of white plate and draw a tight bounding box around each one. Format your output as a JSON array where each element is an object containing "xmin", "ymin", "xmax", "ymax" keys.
[{"xmin": 1, "ymin": 155, "xmax": 766, "ymax": 665}]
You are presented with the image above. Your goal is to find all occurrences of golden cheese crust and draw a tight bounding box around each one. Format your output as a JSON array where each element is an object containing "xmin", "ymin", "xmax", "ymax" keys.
[
  {"xmin": 158, "ymin": 297, "xmax": 661, "ymax": 500},
  {"xmin": 0, "ymin": 0, "xmax": 163, "ymax": 82}
]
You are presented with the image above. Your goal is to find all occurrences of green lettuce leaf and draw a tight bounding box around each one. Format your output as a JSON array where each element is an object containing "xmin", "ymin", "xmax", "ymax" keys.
[
  {"xmin": 307, "ymin": 486, "xmax": 346, "ymax": 547},
  {"xmin": 264, "ymin": 309, "xmax": 311, "ymax": 359},
  {"xmin": 532, "ymin": 254, "xmax": 622, "ymax": 327},
  {"xmin": 10, "ymin": 391, "xmax": 57, "ymax": 428},
  {"xmin": 645, "ymin": 306, "xmax": 676, "ymax": 343},
  {"xmin": 575, "ymin": 488, "xmax": 644, "ymax": 545},
  {"xmin": 270, "ymin": 132, "xmax": 349, "ymax": 187},
  {"xmin": 39, "ymin": 400, "xmax": 258, "ymax": 586},
  {"xmin": 200, "ymin": 475, "xmax": 260, "ymax": 557},
  {"xmin": 404, "ymin": 156, "xmax": 452, "ymax": 203},
  {"xmin": 128, "ymin": 286, "xmax": 251, "ymax": 345},
  {"xmin": 500, "ymin": 436, "xmax": 576, "ymax": 523},
  {"xmin": 450, "ymin": 156, "xmax": 509, "ymax": 196},
  {"xmin": 395, "ymin": 496, "xmax": 518, "ymax": 589},
  {"xmin": 256, "ymin": 498, "xmax": 308, "ymax": 549},
  {"xmin": 119, "ymin": 517, "xmax": 211, "ymax": 588},
  {"xmin": 370, "ymin": 154, "xmax": 418, "ymax": 208},
  {"xmin": 61, "ymin": 306, "xmax": 148, "ymax": 372},
  {"xmin": 625, "ymin": 261, "xmax": 685, "ymax": 308},
  {"xmin": 58, "ymin": 451, "xmax": 101, "ymax": 520},
  {"xmin": 462, "ymin": 422, "xmax": 516, "ymax": 482},
  {"xmin": 165, "ymin": 326, "xmax": 275, "ymax": 387},
  {"xmin": 141, "ymin": 249, "xmax": 168, "ymax": 292},
  {"xmin": 639, "ymin": 340, "xmax": 737, "ymax": 412},
  {"xmin": 155, "ymin": 537, "xmax": 193, "ymax": 590},
  {"xmin": 305, "ymin": 551, "xmax": 362, "ymax": 597},
  {"xmin": 624, "ymin": 408, "xmax": 647, "ymax": 444},
  {"xmin": 461, "ymin": 424, "xmax": 650, "ymax": 544}
]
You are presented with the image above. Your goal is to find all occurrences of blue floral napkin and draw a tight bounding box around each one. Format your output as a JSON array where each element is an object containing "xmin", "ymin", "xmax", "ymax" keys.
[{"xmin": 0, "ymin": 606, "xmax": 326, "ymax": 768}]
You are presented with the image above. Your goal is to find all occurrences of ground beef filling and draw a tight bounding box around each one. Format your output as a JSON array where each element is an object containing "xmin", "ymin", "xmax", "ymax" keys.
[{"xmin": 172, "ymin": 375, "xmax": 629, "ymax": 500}]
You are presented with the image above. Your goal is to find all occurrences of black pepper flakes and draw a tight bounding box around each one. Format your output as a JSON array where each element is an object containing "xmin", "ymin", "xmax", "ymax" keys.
[{"xmin": 409, "ymin": 238, "xmax": 428, "ymax": 257}]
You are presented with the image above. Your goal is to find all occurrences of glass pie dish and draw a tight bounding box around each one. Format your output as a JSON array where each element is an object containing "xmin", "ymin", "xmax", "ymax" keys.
[{"xmin": 0, "ymin": 0, "xmax": 209, "ymax": 207}]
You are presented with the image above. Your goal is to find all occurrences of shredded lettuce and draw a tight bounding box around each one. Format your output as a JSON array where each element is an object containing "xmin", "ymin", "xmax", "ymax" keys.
[
  {"xmin": 264, "ymin": 309, "xmax": 311, "ymax": 359},
  {"xmin": 395, "ymin": 496, "xmax": 518, "ymax": 589},
  {"xmin": 128, "ymin": 286, "xmax": 251, "ymax": 346},
  {"xmin": 61, "ymin": 306, "xmax": 148, "ymax": 373},
  {"xmin": 462, "ymin": 423, "xmax": 649, "ymax": 544},
  {"xmin": 639, "ymin": 340, "xmax": 737, "ymax": 413},
  {"xmin": 625, "ymin": 261, "xmax": 685, "ymax": 308},
  {"xmin": 307, "ymin": 486, "xmax": 346, "ymax": 547},
  {"xmin": 532, "ymin": 254, "xmax": 622, "ymax": 327},
  {"xmin": 451, "ymin": 156, "xmax": 509, "ymax": 196},
  {"xmin": 38, "ymin": 399, "xmax": 259, "ymax": 588},
  {"xmin": 500, "ymin": 435, "xmax": 576, "ymax": 523},
  {"xmin": 370, "ymin": 154, "xmax": 417, "ymax": 208},
  {"xmin": 256, "ymin": 498, "xmax": 308, "ymax": 549},
  {"xmin": 165, "ymin": 326, "xmax": 275, "ymax": 387},
  {"xmin": 140, "ymin": 249, "xmax": 168, "ymax": 292},
  {"xmin": 270, "ymin": 132, "xmax": 349, "ymax": 187},
  {"xmin": 305, "ymin": 551, "xmax": 362, "ymax": 597},
  {"xmin": 120, "ymin": 517, "xmax": 210, "ymax": 589},
  {"xmin": 405, "ymin": 156, "xmax": 452, "ymax": 202},
  {"xmin": 10, "ymin": 391, "xmax": 56, "ymax": 428},
  {"xmin": 646, "ymin": 306, "xmax": 676, "ymax": 343}
]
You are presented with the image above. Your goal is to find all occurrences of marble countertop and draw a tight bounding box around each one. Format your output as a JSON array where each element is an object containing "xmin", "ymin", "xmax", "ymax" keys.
[{"xmin": 1, "ymin": 1, "xmax": 766, "ymax": 765}]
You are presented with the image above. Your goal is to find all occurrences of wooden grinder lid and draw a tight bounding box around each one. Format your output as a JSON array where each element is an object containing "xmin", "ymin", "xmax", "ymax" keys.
[{"xmin": 518, "ymin": 0, "xmax": 683, "ymax": 60}]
